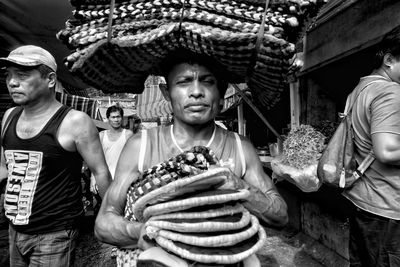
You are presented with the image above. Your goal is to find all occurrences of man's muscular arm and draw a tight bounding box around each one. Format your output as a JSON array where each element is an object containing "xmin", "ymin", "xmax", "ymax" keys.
[
  {"xmin": 95, "ymin": 134, "xmax": 153, "ymax": 250},
  {"xmin": 240, "ymin": 138, "xmax": 288, "ymax": 228}
]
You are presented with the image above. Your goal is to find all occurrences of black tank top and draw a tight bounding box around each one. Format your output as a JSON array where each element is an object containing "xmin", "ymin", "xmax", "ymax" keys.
[{"xmin": 2, "ymin": 105, "xmax": 83, "ymax": 234}]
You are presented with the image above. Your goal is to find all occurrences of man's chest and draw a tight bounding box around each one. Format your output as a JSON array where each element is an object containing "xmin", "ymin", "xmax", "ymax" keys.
[{"xmin": 16, "ymin": 119, "xmax": 48, "ymax": 139}]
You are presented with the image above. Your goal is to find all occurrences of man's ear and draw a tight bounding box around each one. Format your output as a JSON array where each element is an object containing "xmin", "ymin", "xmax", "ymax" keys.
[
  {"xmin": 48, "ymin": 72, "xmax": 57, "ymax": 89},
  {"xmin": 159, "ymin": 83, "xmax": 171, "ymax": 101},
  {"xmin": 383, "ymin": 53, "xmax": 396, "ymax": 69}
]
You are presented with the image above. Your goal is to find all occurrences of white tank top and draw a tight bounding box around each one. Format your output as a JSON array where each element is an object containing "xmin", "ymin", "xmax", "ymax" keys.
[{"xmin": 102, "ymin": 129, "xmax": 128, "ymax": 179}]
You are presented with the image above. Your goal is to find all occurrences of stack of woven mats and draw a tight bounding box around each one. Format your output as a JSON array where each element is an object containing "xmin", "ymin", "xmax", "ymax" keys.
[
  {"xmin": 57, "ymin": 0, "xmax": 327, "ymax": 109},
  {"xmin": 124, "ymin": 146, "xmax": 265, "ymax": 265}
]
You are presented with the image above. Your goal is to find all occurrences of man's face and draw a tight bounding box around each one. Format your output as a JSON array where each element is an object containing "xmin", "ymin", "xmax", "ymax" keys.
[
  {"xmin": 167, "ymin": 63, "xmax": 221, "ymax": 126},
  {"xmin": 5, "ymin": 66, "xmax": 51, "ymax": 105},
  {"xmin": 108, "ymin": 111, "xmax": 123, "ymax": 129}
]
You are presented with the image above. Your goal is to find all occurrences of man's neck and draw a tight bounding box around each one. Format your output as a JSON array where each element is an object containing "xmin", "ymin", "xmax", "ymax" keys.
[
  {"xmin": 370, "ymin": 68, "xmax": 392, "ymax": 81},
  {"xmin": 171, "ymin": 121, "xmax": 216, "ymax": 151},
  {"xmin": 109, "ymin": 127, "xmax": 123, "ymax": 133},
  {"xmin": 21, "ymin": 98, "xmax": 61, "ymax": 119}
]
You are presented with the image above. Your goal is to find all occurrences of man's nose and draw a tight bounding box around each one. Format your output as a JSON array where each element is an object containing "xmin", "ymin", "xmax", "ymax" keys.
[
  {"xmin": 7, "ymin": 75, "xmax": 19, "ymax": 88},
  {"xmin": 190, "ymin": 81, "xmax": 204, "ymax": 97}
]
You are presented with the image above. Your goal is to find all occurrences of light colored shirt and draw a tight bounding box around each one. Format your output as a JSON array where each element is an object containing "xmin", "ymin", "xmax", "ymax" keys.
[
  {"xmin": 101, "ymin": 129, "xmax": 128, "ymax": 179},
  {"xmin": 343, "ymin": 75, "xmax": 400, "ymax": 220}
]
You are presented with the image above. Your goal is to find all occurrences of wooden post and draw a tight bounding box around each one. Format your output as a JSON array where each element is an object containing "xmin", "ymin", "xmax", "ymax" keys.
[
  {"xmin": 237, "ymin": 102, "xmax": 244, "ymax": 135},
  {"xmin": 290, "ymin": 81, "xmax": 300, "ymax": 128},
  {"xmin": 232, "ymin": 84, "xmax": 283, "ymax": 142}
]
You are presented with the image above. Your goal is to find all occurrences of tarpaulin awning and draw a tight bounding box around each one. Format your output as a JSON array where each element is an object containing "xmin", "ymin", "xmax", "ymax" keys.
[
  {"xmin": 136, "ymin": 84, "xmax": 172, "ymax": 122},
  {"xmin": 55, "ymin": 91, "xmax": 100, "ymax": 120},
  {"xmin": 221, "ymin": 84, "xmax": 248, "ymax": 113}
]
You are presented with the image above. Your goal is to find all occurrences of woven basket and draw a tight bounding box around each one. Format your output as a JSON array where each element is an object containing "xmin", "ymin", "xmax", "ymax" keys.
[{"xmin": 57, "ymin": 0, "xmax": 327, "ymax": 109}]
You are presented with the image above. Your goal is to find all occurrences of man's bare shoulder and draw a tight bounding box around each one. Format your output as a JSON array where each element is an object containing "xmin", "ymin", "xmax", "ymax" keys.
[
  {"xmin": 61, "ymin": 109, "xmax": 97, "ymax": 136},
  {"xmin": 1, "ymin": 107, "xmax": 18, "ymax": 128},
  {"xmin": 64, "ymin": 109, "xmax": 93, "ymax": 124},
  {"xmin": 125, "ymin": 129, "xmax": 134, "ymax": 139}
]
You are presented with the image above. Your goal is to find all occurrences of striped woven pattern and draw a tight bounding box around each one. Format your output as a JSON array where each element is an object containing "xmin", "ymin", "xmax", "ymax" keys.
[
  {"xmin": 57, "ymin": 0, "xmax": 327, "ymax": 109},
  {"xmin": 123, "ymin": 146, "xmax": 269, "ymax": 264}
]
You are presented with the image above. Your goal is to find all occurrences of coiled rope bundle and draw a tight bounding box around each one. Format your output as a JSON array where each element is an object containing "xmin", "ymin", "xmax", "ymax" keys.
[{"xmin": 124, "ymin": 146, "xmax": 266, "ymax": 264}]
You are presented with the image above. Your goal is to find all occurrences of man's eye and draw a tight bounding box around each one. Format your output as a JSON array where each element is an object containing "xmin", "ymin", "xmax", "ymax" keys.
[
  {"xmin": 17, "ymin": 72, "xmax": 29, "ymax": 78},
  {"xmin": 203, "ymin": 79, "xmax": 216, "ymax": 84},
  {"xmin": 176, "ymin": 79, "xmax": 189, "ymax": 84}
]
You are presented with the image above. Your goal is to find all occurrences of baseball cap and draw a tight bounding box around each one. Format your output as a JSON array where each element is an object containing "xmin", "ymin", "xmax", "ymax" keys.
[{"xmin": 0, "ymin": 45, "xmax": 57, "ymax": 72}]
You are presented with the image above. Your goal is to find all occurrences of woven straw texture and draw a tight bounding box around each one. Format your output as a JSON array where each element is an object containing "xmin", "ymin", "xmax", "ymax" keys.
[
  {"xmin": 122, "ymin": 146, "xmax": 268, "ymax": 264},
  {"xmin": 58, "ymin": 0, "xmax": 327, "ymax": 109}
]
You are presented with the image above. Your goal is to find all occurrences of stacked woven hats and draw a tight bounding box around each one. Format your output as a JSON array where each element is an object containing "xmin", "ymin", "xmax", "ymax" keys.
[
  {"xmin": 58, "ymin": 0, "xmax": 327, "ymax": 108},
  {"xmin": 125, "ymin": 146, "xmax": 266, "ymax": 265}
]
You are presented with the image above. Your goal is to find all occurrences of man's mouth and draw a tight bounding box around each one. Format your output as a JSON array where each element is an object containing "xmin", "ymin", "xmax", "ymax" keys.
[{"xmin": 185, "ymin": 103, "xmax": 209, "ymax": 111}]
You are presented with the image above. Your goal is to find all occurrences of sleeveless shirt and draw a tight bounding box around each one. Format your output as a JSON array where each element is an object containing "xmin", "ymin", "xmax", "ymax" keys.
[
  {"xmin": 2, "ymin": 105, "xmax": 84, "ymax": 234},
  {"xmin": 101, "ymin": 129, "xmax": 128, "ymax": 179},
  {"xmin": 138, "ymin": 125, "xmax": 246, "ymax": 177},
  {"xmin": 116, "ymin": 124, "xmax": 246, "ymax": 266}
]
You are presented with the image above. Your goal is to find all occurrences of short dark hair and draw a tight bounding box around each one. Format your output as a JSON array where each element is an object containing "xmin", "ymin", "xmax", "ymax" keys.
[
  {"xmin": 106, "ymin": 105, "xmax": 124, "ymax": 118},
  {"xmin": 159, "ymin": 50, "xmax": 229, "ymax": 97},
  {"xmin": 37, "ymin": 64, "xmax": 55, "ymax": 78},
  {"xmin": 373, "ymin": 26, "xmax": 400, "ymax": 69}
]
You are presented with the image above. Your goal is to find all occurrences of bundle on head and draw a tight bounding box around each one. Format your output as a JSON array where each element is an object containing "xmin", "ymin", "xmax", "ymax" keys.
[
  {"xmin": 57, "ymin": 0, "xmax": 329, "ymax": 109},
  {"xmin": 124, "ymin": 146, "xmax": 266, "ymax": 265}
]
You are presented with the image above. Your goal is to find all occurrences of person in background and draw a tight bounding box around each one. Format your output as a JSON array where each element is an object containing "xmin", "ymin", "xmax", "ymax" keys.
[
  {"xmin": 0, "ymin": 45, "xmax": 111, "ymax": 267},
  {"xmin": 90, "ymin": 105, "xmax": 133, "ymax": 194},
  {"xmin": 94, "ymin": 50, "xmax": 288, "ymax": 266},
  {"xmin": 343, "ymin": 26, "xmax": 400, "ymax": 267}
]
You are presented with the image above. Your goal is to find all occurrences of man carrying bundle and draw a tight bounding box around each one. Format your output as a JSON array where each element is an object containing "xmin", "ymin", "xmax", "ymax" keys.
[{"xmin": 95, "ymin": 50, "xmax": 288, "ymax": 266}]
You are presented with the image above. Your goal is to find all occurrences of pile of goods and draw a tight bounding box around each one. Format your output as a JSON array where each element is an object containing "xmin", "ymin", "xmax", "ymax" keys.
[
  {"xmin": 57, "ymin": 0, "xmax": 328, "ymax": 109},
  {"xmin": 281, "ymin": 124, "xmax": 326, "ymax": 169},
  {"xmin": 271, "ymin": 124, "xmax": 326, "ymax": 192},
  {"xmin": 125, "ymin": 146, "xmax": 266, "ymax": 265}
]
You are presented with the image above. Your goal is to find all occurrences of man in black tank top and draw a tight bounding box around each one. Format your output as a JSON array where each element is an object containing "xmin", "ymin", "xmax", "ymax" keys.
[
  {"xmin": 0, "ymin": 45, "xmax": 112, "ymax": 266},
  {"xmin": 95, "ymin": 50, "xmax": 288, "ymax": 266}
]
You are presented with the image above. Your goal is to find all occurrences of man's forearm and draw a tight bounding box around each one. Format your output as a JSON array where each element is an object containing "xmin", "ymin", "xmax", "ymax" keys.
[
  {"xmin": 243, "ymin": 184, "xmax": 288, "ymax": 228},
  {"xmin": 95, "ymin": 210, "xmax": 142, "ymax": 247},
  {"xmin": 93, "ymin": 171, "xmax": 112, "ymax": 198}
]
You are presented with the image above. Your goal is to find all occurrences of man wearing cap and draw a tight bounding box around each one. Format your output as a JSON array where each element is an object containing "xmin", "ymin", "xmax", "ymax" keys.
[{"xmin": 0, "ymin": 45, "xmax": 112, "ymax": 266}]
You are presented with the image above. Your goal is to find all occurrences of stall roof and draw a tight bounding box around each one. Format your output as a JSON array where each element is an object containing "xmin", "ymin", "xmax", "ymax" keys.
[
  {"xmin": 0, "ymin": 0, "xmax": 90, "ymax": 94},
  {"xmin": 302, "ymin": 0, "xmax": 400, "ymax": 73}
]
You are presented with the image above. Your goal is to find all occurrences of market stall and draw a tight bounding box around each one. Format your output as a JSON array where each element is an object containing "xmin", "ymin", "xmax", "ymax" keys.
[{"xmin": 275, "ymin": 1, "xmax": 400, "ymax": 266}]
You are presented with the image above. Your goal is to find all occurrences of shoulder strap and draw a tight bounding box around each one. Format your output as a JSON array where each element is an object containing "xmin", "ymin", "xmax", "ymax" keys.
[
  {"xmin": 234, "ymin": 133, "xmax": 246, "ymax": 177},
  {"xmin": 138, "ymin": 129, "xmax": 147, "ymax": 173},
  {"xmin": 344, "ymin": 79, "xmax": 386, "ymax": 114},
  {"xmin": 1, "ymin": 107, "xmax": 23, "ymax": 139},
  {"xmin": 343, "ymin": 79, "xmax": 388, "ymax": 181}
]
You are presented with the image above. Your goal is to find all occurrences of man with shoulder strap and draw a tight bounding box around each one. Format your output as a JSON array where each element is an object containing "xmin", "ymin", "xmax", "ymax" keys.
[
  {"xmin": 343, "ymin": 26, "xmax": 400, "ymax": 267},
  {"xmin": 94, "ymin": 50, "xmax": 288, "ymax": 266},
  {"xmin": 0, "ymin": 45, "xmax": 112, "ymax": 267}
]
